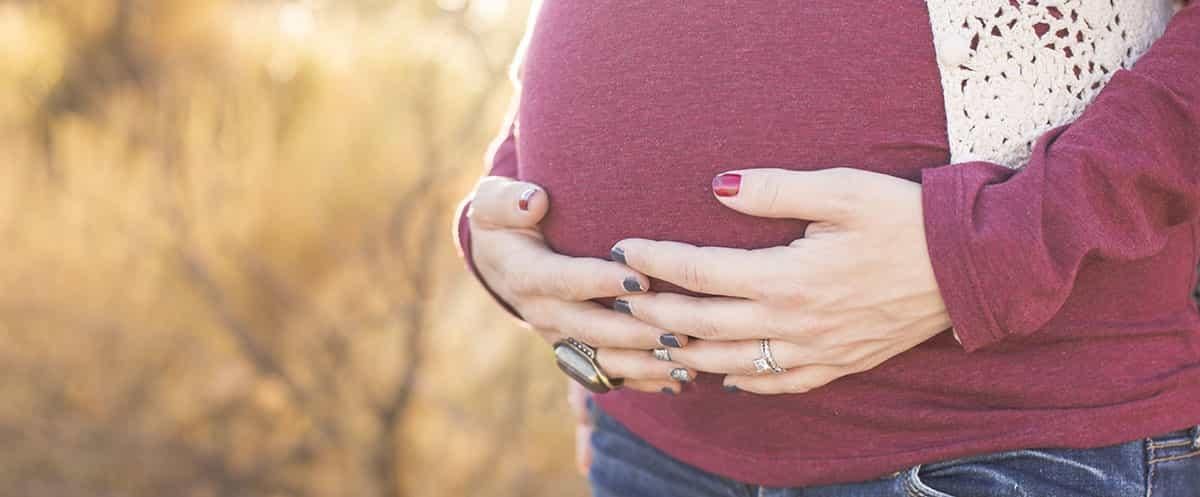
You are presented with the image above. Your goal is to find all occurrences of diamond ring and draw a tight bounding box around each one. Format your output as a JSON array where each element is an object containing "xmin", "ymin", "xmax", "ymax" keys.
[{"xmin": 752, "ymin": 339, "xmax": 787, "ymax": 374}]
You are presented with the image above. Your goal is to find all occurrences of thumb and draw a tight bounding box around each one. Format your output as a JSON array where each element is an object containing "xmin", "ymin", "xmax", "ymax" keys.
[
  {"xmin": 468, "ymin": 176, "xmax": 549, "ymax": 229},
  {"xmin": 711, "ymin": 167, "xmax": 861, "ymax": 222}
]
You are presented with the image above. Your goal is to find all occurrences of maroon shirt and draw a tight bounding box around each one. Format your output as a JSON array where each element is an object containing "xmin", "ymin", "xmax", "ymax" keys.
[{"xmin": 456, "ymin": 1, "xmax": 1200, "ymax": 486}]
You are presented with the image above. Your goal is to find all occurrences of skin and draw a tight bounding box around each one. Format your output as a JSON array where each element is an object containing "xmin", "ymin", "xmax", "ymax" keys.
[
  {"xmin": 467, "ymin": 167, "xmax": 955, "ymax": 473},
  {"xmin": 467, "ymin": 176, "xmax": 697, "ymax": 396},
  {"xmin": 612, "ymin": 167, "xmax": 953, "ymax": 394}
]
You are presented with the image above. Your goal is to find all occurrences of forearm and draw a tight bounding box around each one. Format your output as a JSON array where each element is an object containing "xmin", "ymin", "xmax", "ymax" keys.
[{"xmin": 921, "ymin": 2, "xmax": 1200, "ymax": 351}]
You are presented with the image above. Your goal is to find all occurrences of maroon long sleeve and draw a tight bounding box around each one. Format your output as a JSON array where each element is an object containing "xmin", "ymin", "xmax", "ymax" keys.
[
  {"xmin": 922, "ymin": 3, "xmax": 1200, "ymax": 352},
  {"xmin": 454, "ymin": 1, "xmax": 1200, "ymax": 487}
]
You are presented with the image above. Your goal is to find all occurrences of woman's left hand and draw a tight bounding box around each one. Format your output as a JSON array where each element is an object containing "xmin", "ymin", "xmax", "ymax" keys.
[{"xmin": 613, "ymin": 168, "xmax": 954, "ymax": 394}]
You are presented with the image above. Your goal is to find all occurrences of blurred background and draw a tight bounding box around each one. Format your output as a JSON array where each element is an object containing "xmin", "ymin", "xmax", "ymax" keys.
[{"xmin": 0, "ymin": 1, "xmax": 587, "ymax": 496}]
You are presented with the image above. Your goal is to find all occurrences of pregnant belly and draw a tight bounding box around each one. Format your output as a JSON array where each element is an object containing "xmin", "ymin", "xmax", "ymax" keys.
[{"xmin": 517, "ymin": 1, "xmax": 951, "ymax": 292}]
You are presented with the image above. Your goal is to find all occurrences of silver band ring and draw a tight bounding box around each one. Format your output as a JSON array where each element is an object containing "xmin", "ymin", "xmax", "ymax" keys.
[
  {"xmin": 752, "ymin": 339, "xmax": 787, "ymax": 374},
  {"xmin": 653, "ymin": 348, "xmax": 672, "ymax": 362}
]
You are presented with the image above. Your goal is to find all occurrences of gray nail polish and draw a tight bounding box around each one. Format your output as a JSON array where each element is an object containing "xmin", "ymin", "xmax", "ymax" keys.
[
  {"xmin": 659, "ymin": 334, "xmax": 682, "ymax": 348},
  {"xmin": 669, "ymin": 368, "xmax": 691, "ymax": 383},
  {"xmin": 622, "ymin": 277, "xmax": 644, "ymax": 293},
  {"xmin": 723, "ymin": 385, "xmax": 741, "ymax": 393},
  {"xmin": 613, "ymin": 299, "xmax": 633, "ymax": 315},
  {"xmin": 660, "ymin": 387, "xmax": 676, "ymax": 396},
  {"xmin": 610, "ymin": 246, "xmax": 627, "ymax": 264}
]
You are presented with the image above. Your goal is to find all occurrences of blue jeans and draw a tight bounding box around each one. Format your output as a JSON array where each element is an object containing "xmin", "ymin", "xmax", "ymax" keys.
[{"xmin": 588, "ymin": 402, "xmax": 1200, "ymax": 497}]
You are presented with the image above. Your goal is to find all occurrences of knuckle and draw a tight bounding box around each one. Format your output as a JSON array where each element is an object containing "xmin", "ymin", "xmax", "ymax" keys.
[
  {"xmin": 759, "ymin": 178, "xmax": 785, "ymax": 213},
  {"xmin": 688, "ymin": 315, "xmax": 721, "ymax": 340},
  {"xmin": 679, "ymin": 260, "xmax": 707, "ymax": 290}
]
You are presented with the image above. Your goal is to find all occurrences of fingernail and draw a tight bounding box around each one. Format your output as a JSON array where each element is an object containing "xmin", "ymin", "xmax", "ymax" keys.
[
  {"xmin": 712, "ymin": 173, "xmax": 742, "ymax": 197},
  {"xmin": 613, "ymin": 299, "xmax": 633, "ymax": 315},
  {"xmin": 622, "ymin": 277, "xmax": 644, "ymax": 293},
  {"xmin": 723, "ymin": 384, "xmax": 741, "ymax": 393},
  {"xmin": 659, "ymin": 334, "xmax": 682, "ymax": 348},
  {"xmin": 660, "ymin": 387, "xmax": 676, "ymax": 396},
  {"xmin": 610, "ymin": 246, "xmax": 627, "ymax": 264},
  {"xmin": 518, "ymin": 187, "xmax": 538, "ymax": 211},
  {"xmin": 669, "ymin": 368, "xmax": 691, "ymax": 383}
]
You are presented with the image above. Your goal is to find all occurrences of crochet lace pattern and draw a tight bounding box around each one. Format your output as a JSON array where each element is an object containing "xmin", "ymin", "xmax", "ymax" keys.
[{"xmin": 926, "ymin": 0, "xmax": 1181, "ymax": 168}]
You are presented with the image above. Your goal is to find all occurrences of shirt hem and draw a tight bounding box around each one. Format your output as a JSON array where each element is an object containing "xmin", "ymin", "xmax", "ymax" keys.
[{"xmin": 595, "ymin": 385, "xmax": 1200, "ymax": 487}]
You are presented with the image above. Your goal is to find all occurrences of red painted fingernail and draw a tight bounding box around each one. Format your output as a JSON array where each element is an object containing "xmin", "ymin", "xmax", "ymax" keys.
[
  {"xmin": 518, "ymin": 188, "xmax": 538, "ymax": 211},
  {"xmin": 712, "ymin": 174, "xmax": 741, "ymax": 197}
]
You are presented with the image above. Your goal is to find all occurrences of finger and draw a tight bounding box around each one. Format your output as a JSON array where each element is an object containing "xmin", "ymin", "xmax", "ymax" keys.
[
  {"xmin": 665, "ymin": 338, "xmax": 824, "ymax": 375},
  {"xmin": 484, "ymin": 232, "xmax": 650, "ymax": 301},
  {"xmin": 711, "ymin": 167, "xmax": 867, "ymax": 223},
  {"xmin": 548, "ymin": 300, "xmax": 687, "ymax": 349},
  {"xmin": 525, "ymin": 254, "xmax": 651, "ymax": 301},
  {"xmin": 723, "ymin": 364, "xmax": 846, "ymax": 395},
  {"xmin": 620, "ymin": 379, "xmax": 684, "ymax": 395},
  {"xmin": 616, "ymin": 293, "xmax": 774, "ymax": 341},
  {"xmin": 611, "ymin": 239, "xmax": 786, "ymax": 298},
  {"xmin": 664, "ymin": 339, "xmax": 761, "ymax": 375},
  {"xmin": 595, "ymin": 348, "xmax": 696, "ymax": 383},
  {"xmin": 468, "ymin": 176, "xmax": 549, "ymax": 229}
]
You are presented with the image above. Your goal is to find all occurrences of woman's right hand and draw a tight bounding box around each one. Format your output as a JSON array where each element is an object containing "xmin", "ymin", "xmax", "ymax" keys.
[{"xmin": 467, "ymin": 176, "xmax": 694, "ymax": 394}]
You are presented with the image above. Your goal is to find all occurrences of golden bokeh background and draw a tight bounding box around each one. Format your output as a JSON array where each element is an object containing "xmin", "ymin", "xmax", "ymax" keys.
[{"xmin": 0, "ymin": 1, "xmax": 584, "ymax": 495}]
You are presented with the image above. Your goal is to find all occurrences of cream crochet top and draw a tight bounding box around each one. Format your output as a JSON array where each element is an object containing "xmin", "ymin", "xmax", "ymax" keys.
[{"xmin": 926, "ymin": 0, "xmax": 1183, "ymax": 168}]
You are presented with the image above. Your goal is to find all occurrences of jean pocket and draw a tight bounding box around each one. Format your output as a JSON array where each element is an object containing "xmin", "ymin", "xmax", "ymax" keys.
[
  {"xmin": 1145, "ymin": 426, "xmax": 1200, "ymax": 497},
  {"xmin": 903, "ymin": 443, "xmax": 1146, "ymax": 497},
  {"xmin": 904, "ymin": 465, "xmax": 956, "ymax": 497},
  {"xmin": 1145, "ymin": 426, "xmax": 1200, "ymax": 465}
]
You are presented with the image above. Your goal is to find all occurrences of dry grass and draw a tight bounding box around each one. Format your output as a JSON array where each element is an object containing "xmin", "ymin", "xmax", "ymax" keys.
[{"xmin": 0, "ymin": 1, "xmax": 584, "ymax": 496}]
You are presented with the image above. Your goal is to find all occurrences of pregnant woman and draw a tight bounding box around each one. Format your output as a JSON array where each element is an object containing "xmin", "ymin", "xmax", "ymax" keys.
[{"xmin": 456, "ymin": 1, "xmax": 1200, "ymax": 495}]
